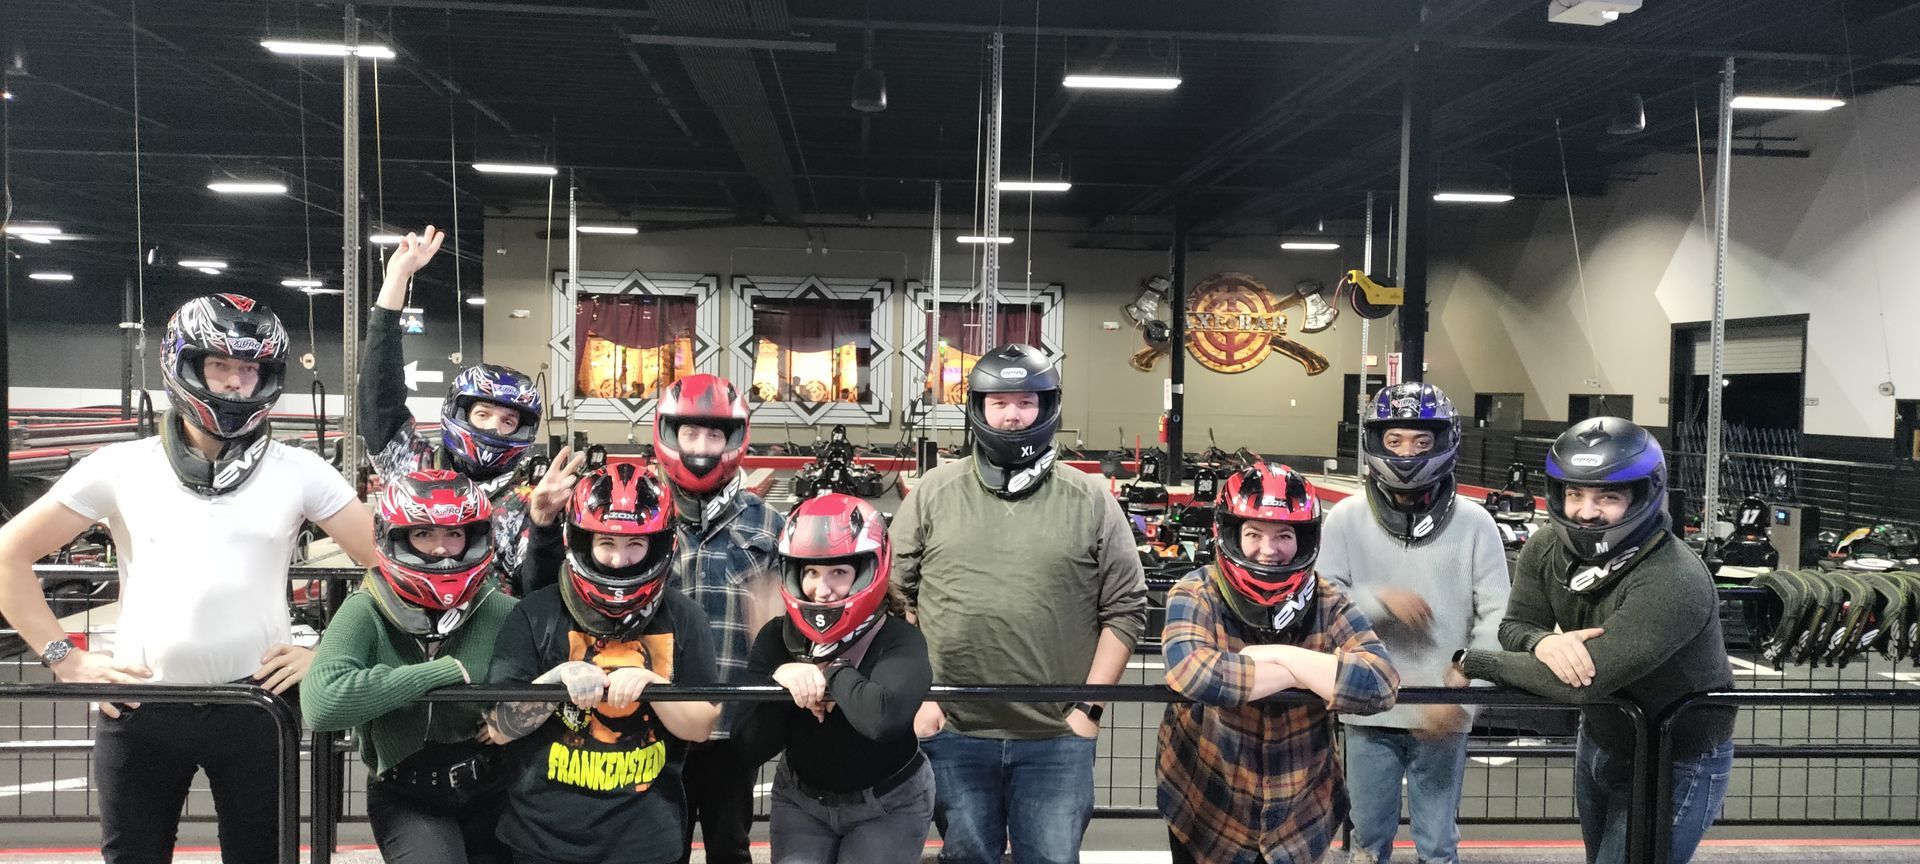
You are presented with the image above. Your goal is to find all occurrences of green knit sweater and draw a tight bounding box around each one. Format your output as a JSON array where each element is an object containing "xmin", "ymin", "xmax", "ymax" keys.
[{"xmin": 302, "ymin": 587, "xmax": 518, "ymax": 776}]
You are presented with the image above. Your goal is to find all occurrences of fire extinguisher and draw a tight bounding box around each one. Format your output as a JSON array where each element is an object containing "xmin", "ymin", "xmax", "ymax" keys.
[{"xmin": 1158, "ymin": 414, "xmax": 1169, "ymax": 445}]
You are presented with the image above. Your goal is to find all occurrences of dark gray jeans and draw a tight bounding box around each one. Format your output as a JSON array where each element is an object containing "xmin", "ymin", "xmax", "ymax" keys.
[{"xmin": 768, "ymin": 756, "xmax": 935, "ymax": 864}]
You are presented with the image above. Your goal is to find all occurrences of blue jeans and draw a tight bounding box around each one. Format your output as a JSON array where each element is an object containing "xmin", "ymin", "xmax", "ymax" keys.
[
  {"xmin": 920, "ymin": 729, "xmax": 1097, "ymax": 864},
  {"xmin": 1342, "ymin": 725, "xmax": 1468, "ymax": 864},
  {"xmin": 1575, "ymin": 733, "xmax": 1733, "ymax": 864}
]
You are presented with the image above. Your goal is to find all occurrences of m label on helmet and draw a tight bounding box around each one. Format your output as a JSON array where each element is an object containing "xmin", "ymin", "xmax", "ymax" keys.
[{"xmin": 1570, "ymin": 454, "xmax": 1604, "ymax": 467}]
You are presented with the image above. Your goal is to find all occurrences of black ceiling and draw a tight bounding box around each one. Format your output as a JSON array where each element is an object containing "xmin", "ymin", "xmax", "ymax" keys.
[{"xmin": 4, "ymin": 0, "xmax": 1919, "ymax": 290}]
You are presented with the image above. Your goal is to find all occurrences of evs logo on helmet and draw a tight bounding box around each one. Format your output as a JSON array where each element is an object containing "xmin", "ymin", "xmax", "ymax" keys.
[
  {"xmin": 1000, "ymin": 368, "xmax": 1029, "ymax": 381},
  {"xmin": 1570, "ymin": 454, "xmax": 1604, "ymax": 467}
]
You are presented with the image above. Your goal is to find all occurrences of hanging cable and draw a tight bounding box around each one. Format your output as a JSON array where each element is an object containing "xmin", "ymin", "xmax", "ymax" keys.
[
  {"xmin": 447, "ymin": 87, "xmax": 465, "ymax": 360},
  {"xmin": 1835, "ymin": 4, "xmax": 1896, "ymax": 389},
  {"xmin": 294, "ymin": 1, "xmax": 319, "ymax": 369},
  {"xmin": 1554, "ymin": 117, "xmax": 1602, "ymax": 385},
  {"xmin": 1023, "ymin": 3, "xmax": 1040, "ymax": 346},
  {"xmin": 130, "ymin": 0, "xmax": 148, "ymax": 394},
  {"xmin": 967, "ymin": 51, "xmax": 986, "ymax": 356}
]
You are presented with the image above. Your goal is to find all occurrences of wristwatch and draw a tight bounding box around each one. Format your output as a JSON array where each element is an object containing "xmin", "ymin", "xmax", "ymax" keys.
[
  {"xmin": 1065, "ymin": 701, "xmax": 1103, "ymax": 723},
  {"xmin": 40, "ymin": 638, "xmax": 75, "ymax": 668}
]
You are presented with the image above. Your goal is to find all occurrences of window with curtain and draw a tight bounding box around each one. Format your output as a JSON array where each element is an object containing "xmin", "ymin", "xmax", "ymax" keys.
[
  {"xmin": 574, "ymin": 295, "xmax": 698, "ymax": 400},
  {"xmin": 749, "ymin": 299, "xmax": 872, "ymax": 404},
  {"xmin": 924, "ymin": 302, "xmax": 1044, "ymax": 405}
]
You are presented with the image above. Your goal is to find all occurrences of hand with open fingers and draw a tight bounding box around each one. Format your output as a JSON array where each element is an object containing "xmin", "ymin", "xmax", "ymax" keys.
[
  {"xmin": 542, "ymin": 660, "xmax": 608, "ymax": 709},
  {"xmin": 530, "ymin": 445, "xmax": 589, "ymax": 526},
  {"xmin": 771, "ymin": 662, "xmax": 828, "ymax": 712},
  {"xmin": 1533, "ymin": 627, "xmax": 1606, "ymax": 687},
  {"xmin": 1376, "ymin": 588, "xmax": 1435, "ymax": 632},
  {"xmin": 58, "ymin": 651, "xmax": 154, "ymax": 717},
  {"xmin": 913, "ymin": 700, "xmax": 945, "ymax": 739},
  {"xmin": 386, "ymin": 226, "xmax": 445, "ymax": 279},
  {"xmin": 252, "ymin": 644, "xmax": 315, "ymax": 695},
  {"xmin": 604, "ymin": 666, "xmax": 664, "ymax": 710}
]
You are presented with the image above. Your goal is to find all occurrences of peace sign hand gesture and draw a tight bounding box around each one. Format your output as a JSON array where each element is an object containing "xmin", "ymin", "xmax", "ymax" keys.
[{"xmin": 530, "ymin": 445, "xmax": 588, "ymax": 526}]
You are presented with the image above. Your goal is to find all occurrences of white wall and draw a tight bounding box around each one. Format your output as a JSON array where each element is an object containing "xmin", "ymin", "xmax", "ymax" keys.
[{"xmin": 1428, "ymin": 84, "xmax": 1920, "ymax": 440}]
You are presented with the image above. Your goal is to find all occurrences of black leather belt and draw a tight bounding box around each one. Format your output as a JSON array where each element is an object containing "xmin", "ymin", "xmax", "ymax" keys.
[
  {"xmin": 381, "ymin": 749, "xmax": 497, "ymax": 792},
  {"xmin": 794, "ymin": 749, "xmax": 925, "ymax": 808}
]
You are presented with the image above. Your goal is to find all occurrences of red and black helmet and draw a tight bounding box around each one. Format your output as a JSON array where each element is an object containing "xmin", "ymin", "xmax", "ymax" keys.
[
  {"xmin": 778, "ymin": 493, "xmax": 891, "ymax": 661},
  {"xmin": 653, "ymin": 374, "xmax": 750, "ymax": 495},
  {"xmin": 1210, "ymin": 461, "xmax": 1323, "ymax": 633},
  {"xmin": 374, "ymin": 469, "xmax": 496, "ymax": 612},
  {"xmin": 562, "ymin": 459, "xmax": 677, "ymax": 632}
]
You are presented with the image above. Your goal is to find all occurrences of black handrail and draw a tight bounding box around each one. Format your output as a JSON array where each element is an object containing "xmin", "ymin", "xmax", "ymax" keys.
[
  {"xmin": 31, "ymin": 563, "xmax": 365, "ymax": 583},
  {"xmin": 0, "ymin": 683, "xmax": 301, "ymax": 864},
  {"xmin": 1649, "ymin": 689, "xmax": 1920, "ymax": 864}
]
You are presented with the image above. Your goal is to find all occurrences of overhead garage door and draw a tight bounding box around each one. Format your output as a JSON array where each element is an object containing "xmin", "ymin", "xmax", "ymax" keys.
[{"xmin": 1690, "ymin": 322, "xmax": 1804, "ymax": 375}]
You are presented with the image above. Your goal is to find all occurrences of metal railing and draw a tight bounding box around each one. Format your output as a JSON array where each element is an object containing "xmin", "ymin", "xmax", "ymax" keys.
[{"xmin": 0, "ymin": 683, "xmax": 301, "ymax": 864}]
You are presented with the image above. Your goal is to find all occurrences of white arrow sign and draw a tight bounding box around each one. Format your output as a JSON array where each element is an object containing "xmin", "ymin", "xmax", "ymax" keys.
[{"xmin": 403, "ymin": 360, "xmax": 445, "ymax": 392}]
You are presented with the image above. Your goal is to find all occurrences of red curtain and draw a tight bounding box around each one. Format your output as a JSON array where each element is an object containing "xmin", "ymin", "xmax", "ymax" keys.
[
  {"xmin": 756, "ymin": 302, "xmax": 869, "ymax": 352},
  {"xmin": 936, "ymin": 303, "xmax": 1042, "ymax": 354},
  {"xmin": 577, "ymin": 295, "xmax": 695, "ymax": 350}
]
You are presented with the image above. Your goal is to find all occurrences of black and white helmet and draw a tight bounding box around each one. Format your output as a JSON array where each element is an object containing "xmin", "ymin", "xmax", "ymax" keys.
[
  {"xmin": 1545, "ymin": 417, "xmax": 1669, "ymax": 563},
  {"xmin": 160, "ymin": 293, "xmax": 290, "ymax": 440},
  {"xmin": 964, "ymin": 344, "xmax": 1062, "ymax": 499}
]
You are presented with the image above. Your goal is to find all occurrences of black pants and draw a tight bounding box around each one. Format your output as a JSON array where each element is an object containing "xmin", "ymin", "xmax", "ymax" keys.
[
  {"xmin": 366, "ymin": 781, "xmax": 510, "ymax": 864},
  {"xmin": 94, "ymin": 702, "xmax": 284, "ymax": 864},
  {"xmin": 678, "ymin": 738, "xmax": 756, "ymax": 864}
]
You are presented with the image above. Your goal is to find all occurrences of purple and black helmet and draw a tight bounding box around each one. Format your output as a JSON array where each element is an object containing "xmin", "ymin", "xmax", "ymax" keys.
[
  {"xmin": 439, "ymin": 364, "xmax": 543, "ymax": 479},
  {"xmin": 1545, "ymin": 417, "xmax": 1669, "ymax": 562},
  {"xmin": 1361, "ymin": 382, "xmax": 1461, "ymax": 543}
]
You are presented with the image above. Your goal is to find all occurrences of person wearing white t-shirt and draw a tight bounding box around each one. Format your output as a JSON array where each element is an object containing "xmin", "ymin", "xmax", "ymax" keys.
[{"xmin": 0, "ymin": 294, "xmax": 377, "ymax": 864}]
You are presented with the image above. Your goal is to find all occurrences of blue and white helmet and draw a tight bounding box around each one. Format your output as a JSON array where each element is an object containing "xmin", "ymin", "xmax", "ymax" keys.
[
  {"xmin": 439, "ymin": 364, "xmax": 543, "ymax": 479},
  {"xmin": 1361, "ymin": 383, "xmax": 1461, "ymax": 543}
]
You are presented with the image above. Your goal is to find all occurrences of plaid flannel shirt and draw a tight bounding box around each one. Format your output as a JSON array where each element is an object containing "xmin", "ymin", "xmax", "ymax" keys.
[
  {"xmin": 1157, "ymin": 569, "xmax": 1398, "ymax": 864},
  {"xmin": 668, "ymin": 482, "xmax": 785, "ymax": 736}
]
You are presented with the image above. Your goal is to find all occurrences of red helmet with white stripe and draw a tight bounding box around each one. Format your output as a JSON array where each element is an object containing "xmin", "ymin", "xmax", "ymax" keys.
[
  {"xmin": 1210, "ymin": 462, "xmax": 1322, "ymax": 633},
  {"xmin": 562, "ymin": 460, "xmax": 676, "ymax": 632},
  {"xmin": 653, "ymin": 374, "xmax": 750, "ymax": 495},
  {"xmin": 375, "ymin": 470, "xmax": 496, "ymax": 611},
  {"xmin": 777, "ymin": 493, "xmax": 891, "ymax": 660}
]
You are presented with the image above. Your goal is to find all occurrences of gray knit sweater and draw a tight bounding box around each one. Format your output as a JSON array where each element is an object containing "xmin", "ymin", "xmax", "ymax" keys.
[{"xmin": 1319, "ymin": 492, "xmax": 1511, "ymax": 731}]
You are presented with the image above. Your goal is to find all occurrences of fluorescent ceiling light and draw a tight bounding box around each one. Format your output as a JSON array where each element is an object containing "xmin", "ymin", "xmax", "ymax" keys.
[
  {"xmin": 465, "ymin": 295, "xmax": 487, "ymax": 306},
  {"xmin": 261, "ymin": 40, "xmax": 396, "ymax": 60},
  {"xmin": 208, "ymin": 181, "xmax": 288, "ymax": 195},
  {"xmin": 178, "ymin": 260, "xmax": 228, "ymax": 269},
  {"xmin": 368, "ymin": 234, "xmax": 405, "ymax": 245},
  {"xmin": 1729, "ymin": 95, "xmax": 1846, "ymax": 112},
  {"xmin": 5, "ymin": 224, "xmax": 63, "ymax": 236},
  {"xmin": 281, "ymin": 278, "xmax": 325, "ymax": 288},
  {"xmin": 196, "ymin": 267, "xmax": 223, "ymax": 275},
  {"xmin": 472, "ymin": 162, "xmax": 559, "ymax": 176},
  {"xmin": 576, "ymin": 225, "xmax": 640, "ymax": 235},
  {"xmin": 17, "ymin": 234, "xmax": 52, "ymax": 244},
  {"xmin": 1063, "ymin": 75, "xmax": 1181, "ymax": 91},
  {"xmin": 302, "ymin": 286, "xmax": 345, "ymax": 295},
  {"xmin": 1433, "ymin": 192, "xmax": 1516, "ymax": 203},
  {"xmin": 956, "ymin": 235, "xmax": 1015, "ymax": 244},
  {"xmin": 999, "ymin": 180, "xmax": 1073, "ymax": 193},
  {"xmin": 1280, "ymin": 241, "xmax": 1341, "ymax": 251},
  {"xmin": 28, "ymin": 272, "xmax": 74, "ymax": 282}
]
